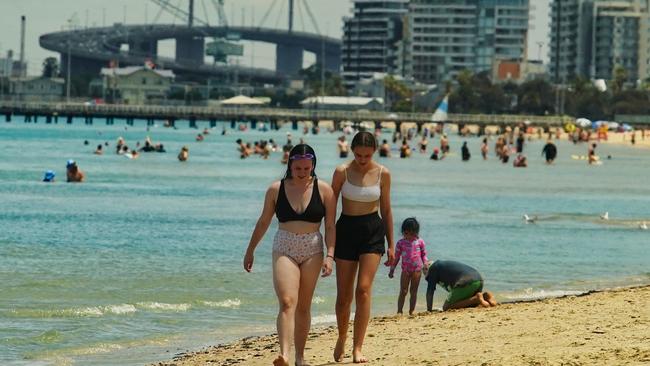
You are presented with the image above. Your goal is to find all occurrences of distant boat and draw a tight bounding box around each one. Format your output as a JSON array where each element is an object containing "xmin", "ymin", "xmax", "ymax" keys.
[
  {"xmin": 431, "ymin": 94, "xmax": 449, "ymax": 122},
  {"xmin": 600, "ymin": 212, "xmax": 609, "ymax": 220},
  {"xmin": 640, "ymin": 222, "xmax": 648, "ymax": 230}
]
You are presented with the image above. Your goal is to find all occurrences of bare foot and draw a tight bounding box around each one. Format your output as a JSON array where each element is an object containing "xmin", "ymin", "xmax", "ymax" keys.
[
  {"xmin": 483, "ymin": 291, "xmax": 498, "ymax": 306},
  {"xmin": 273, "ymin": 355, "xmax": 289, "ymax": 366},
  {"xmin": 333, "ymin": 337, "xmax": 346, "ymax": 362},
  {"xmin": 353, "ymin": 350, "xmax": 368, "ymax": 363},
  {"xmin": 477, "ymin": 292, "xmax": 490, "ymax": 308}
]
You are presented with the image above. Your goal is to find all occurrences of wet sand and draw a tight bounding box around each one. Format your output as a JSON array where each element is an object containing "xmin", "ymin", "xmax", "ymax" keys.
[{"xmin": 154, "ymin": 286, "xmax": 650, "ymax": 366}]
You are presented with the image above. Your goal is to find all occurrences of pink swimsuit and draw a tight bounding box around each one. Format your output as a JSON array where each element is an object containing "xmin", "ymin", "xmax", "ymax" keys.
[{"xmin": 393, "ymin": 237, "xmax": 428, "ymax": 273}]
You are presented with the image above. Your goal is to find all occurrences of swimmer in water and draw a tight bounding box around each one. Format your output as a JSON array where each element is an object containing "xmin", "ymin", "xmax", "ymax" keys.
[
  {"xmin": 379, "ymin": 139, "xmax": 390, "ymax": 158},
  {"xmin": 178, "ymin": 146, "xmax": 189, "ymax": 162},
  {"xmin": 43, "ymin": 170, "xmax": 56, "ymax": 182},
  {"xmin": 461, "ymin": 141, "xmax": 471, "ymax": 161},
  {"xmin": 66, "ymin": 160, "xmax": 85, "ymax": 182},
  {"xmin": 337, "ymin": 136, "xmax": 350, "ymax": 158},
  {"xmin": 480, "ymin": 138, "xmax": 489, "ymax": 160},
  {"xmin": 541, "ymin": 140, "xmax": 557, "ymax": 164}
]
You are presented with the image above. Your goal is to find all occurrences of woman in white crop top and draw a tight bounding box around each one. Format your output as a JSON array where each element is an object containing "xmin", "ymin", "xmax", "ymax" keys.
[{"xmin": 330, "ymin": 131, "xmax": 394, "ymax": 363}]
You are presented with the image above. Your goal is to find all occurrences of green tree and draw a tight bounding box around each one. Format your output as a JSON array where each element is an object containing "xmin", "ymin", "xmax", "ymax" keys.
[
  {"xmin": 610, "ymin": 65, "xmax": 627, "ymax": 95},
  {"xmin": 42, "ymin": 57, "xmax": 59, "ymax": 78},
  {"xmin": 383, "ymin": 75, "xmax": 413, "ymax": 112},
  {"xmin": 610, "ymin": 90, "xmax": 650, "ymax": 116},
  {"xmin": 449, "ymin": 69, "xmax": 479, "ymax": 113},
  {"xmin": 299, "ymin": 64, "xmax": 346, "ymax": 96},
  {"xmin": 516, "ymin": 78, "xmax": 555, "ymax": 115},
  {"xmin": 449, "ymin": 70, "xmax": 508, "ymax": 114}
]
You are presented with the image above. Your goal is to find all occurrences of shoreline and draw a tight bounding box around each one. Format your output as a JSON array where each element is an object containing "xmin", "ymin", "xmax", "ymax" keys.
[{"xmin": 154, "ymin": 284, "xmax": 650, "ymax": 366}]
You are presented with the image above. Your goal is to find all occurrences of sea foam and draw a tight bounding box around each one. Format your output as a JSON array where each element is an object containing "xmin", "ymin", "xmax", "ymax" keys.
[
  {"xmin": 135, "ymin": 302, "xmax": 192, "ymax": 312},
  {"xmin": 502, "ymin": 288, "xmax": 585, "ymax": 301},
  {"xmin": 201, "ymin": 299, "xmax": 241, "ymax": 308}
]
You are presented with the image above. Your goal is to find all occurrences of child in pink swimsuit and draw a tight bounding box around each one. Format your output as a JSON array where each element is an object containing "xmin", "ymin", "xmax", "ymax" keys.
[{"xmin": 389, "ymin": 217, "xmax": 429, "ymax": 315}]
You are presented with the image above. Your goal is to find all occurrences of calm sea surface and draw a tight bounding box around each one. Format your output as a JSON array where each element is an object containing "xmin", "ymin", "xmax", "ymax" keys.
[{"xmin": 1, "ymin": 118, "xmax": 649, "ymax": 365}]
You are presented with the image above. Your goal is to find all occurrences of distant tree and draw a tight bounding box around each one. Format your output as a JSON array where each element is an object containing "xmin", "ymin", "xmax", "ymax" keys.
[
  {"xmin": 449, "ymin": 69, "xmax": 480, "ymax": 113},
  {"xmin": 610, "ymin": 65, "xmax": 627, "ymax": 95},
  {"xmin": 299, "ymin": 64, "xmax": 346, "ymax": 96},
  {"xmin": 42, "ymin": 57, "xmax": 59, "ymax": 78},
  {"xmin": 449, "ymin": 70, "xmax": 507, "ymax": 114},
  {"xmin": 516, "ymin": 78, "xmax": 555, "ymax": 115},
  {"xmin": 610, "ymin": 90, "xmax": 650, "ymax": 116},
  {"xmin": 383, "ymin": 75, "xmax": 412, "ymax": 112}
]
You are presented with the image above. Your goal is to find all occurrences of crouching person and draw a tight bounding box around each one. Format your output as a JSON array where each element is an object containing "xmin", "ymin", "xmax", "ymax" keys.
[{"xmin": 425, "ymin": 260, "xmax": 497, "ymax": 311}]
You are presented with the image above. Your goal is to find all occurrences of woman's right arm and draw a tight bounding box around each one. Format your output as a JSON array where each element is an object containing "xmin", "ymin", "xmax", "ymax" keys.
[
  {"xmin": 243, "ymin": 182, "xmax": 279, "ymax": 272},
  {"xmin": 331, "ymin": 165, "xmax": 345, "ymax": 201}
]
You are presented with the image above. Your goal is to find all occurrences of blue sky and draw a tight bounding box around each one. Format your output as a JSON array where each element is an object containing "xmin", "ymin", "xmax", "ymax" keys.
[{"xmin": 0, "ymin": 0, "xmax": 550, "ymax": 75}]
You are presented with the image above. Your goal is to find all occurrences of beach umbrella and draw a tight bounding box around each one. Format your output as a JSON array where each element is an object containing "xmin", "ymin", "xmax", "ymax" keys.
[
  {"xmin": 622, "ymin": 124, "xmax": 633, "ymax": 131},
  {"xmin": 576, "ymin": 118, "xmax": 591, "ymax": 128},
  {"xmin": 606, "ymin": 121, "xmax": 620, "ymax": 130}
]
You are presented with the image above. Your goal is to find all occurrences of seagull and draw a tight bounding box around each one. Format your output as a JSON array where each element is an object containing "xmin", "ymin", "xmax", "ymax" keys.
[
  {"xmin": 600, "ymin": 212, "xmax": 609, "ymax": 220},
  {"xmin": 640, "ymin": 222, "xmax": 648, "ymax": 230},
  {"xmin": 523, "ymin": 214, "xmax": 538, "ymax": 224}
]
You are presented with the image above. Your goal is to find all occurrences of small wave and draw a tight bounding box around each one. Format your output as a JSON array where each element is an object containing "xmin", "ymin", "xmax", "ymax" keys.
[
  {"xmin": 502, "ymin": 288, "xmax": 585, "ymax": 301},
  {"xmin": 201, "ymin": 299, "xmax": 241, "ymax": 308},
  {"xmin": 135, "ymin": 302, "xmax": 191, "ymax": 312},
  {"xmin": 312, "ymin": 314, "xmax": 337, "ymax": 325},
  {"xmin": 312, "ymin": 296, "xmax": 325, "ymax": 304}
]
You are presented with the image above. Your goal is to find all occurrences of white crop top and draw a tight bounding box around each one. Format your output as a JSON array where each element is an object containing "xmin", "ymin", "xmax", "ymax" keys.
[{"xmin": 341, "ymin": 167, "xmax": 382, "ymax": 203}]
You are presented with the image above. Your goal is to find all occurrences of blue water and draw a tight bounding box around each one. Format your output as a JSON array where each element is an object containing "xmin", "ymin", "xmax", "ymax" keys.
[{"xmin": 1, "ymin": 118, "xmax": 649, "ymax": 365}]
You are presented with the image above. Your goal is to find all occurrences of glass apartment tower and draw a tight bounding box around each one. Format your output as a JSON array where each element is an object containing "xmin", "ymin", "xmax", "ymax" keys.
[{"xmin": 407, "ymin": 0, "xmax": 530, "ymax": 84}]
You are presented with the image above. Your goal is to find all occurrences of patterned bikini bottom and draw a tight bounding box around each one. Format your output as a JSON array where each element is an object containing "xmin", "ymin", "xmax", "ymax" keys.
[{"xmin": 273, "ymin": 229, "xmax": 324, "ymax": 264}]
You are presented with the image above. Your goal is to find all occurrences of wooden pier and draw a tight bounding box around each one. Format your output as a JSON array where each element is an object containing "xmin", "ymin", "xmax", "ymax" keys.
[{"xmin": 1, "ymin": 101, "xmax": 573, "ymax": 130}]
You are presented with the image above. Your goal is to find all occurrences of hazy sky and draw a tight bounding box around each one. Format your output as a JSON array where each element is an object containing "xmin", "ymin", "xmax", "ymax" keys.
[{"xmin": 0, "ymin": 0, "xmax": 550, "ymax": 75}]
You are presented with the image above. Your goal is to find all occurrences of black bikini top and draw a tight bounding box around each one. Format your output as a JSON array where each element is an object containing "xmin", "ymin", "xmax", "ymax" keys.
[{"xmin": 275, "ymin": 178, "xmax": 325, "ymax": 223}]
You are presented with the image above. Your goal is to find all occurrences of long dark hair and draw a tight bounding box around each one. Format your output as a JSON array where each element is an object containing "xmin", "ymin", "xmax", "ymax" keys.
[
  {"xmin": 284, "ymin": 144, "xmax": 317, "ymax": 179},
  {"xmin": 351, "ymin": 131, "xmax": 377, "ymax": 150}
]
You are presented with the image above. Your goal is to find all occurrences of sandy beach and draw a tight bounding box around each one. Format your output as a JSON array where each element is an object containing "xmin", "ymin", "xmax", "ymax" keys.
[{"xmin": 155, "ymin": 286, "xmax": 650, "ymax": 366}]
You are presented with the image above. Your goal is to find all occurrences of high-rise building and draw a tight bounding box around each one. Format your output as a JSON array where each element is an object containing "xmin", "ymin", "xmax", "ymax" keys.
[
  {"xmin": 341, "ymin": 0, "xmax": 409, "ymax": 89},
  {"xmin": 549, "ymin": 0, "xmax": 650, "ymax": 83},
  {"xmin": 407, "ymin": 0, "xmax": 530, "ymax": 84}
]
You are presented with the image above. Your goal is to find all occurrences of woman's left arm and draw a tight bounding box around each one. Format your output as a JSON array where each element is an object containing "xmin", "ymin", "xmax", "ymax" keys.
[
  {"xmin": 321, "ymin": 180, "xmax": 337, "ymax": 277},
  {"xmin": 380, "ymin": 167, "xmax": 394, "ymax": 266}
]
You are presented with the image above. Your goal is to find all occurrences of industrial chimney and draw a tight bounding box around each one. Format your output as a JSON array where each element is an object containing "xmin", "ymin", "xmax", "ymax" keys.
[{"xmin": 20, "ymin": 15, "xmax": 26, "ymax": 77}]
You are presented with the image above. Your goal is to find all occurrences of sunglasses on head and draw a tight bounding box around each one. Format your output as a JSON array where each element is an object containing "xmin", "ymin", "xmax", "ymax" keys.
[{"xmin": 289, "ymin": 153, "xmax": 314, "ymax": 161}]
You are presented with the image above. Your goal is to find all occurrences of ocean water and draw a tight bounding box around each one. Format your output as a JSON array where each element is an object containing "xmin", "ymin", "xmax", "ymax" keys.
[{"xmin": 1, "ymin": 118, "xmax": 649, "ymax": 365}]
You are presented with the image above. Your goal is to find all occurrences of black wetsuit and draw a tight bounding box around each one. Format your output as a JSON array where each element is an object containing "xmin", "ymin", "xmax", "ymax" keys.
[
  {"xmin": 461, "ymin": 144, "xmax": 470, "ymax": 161},
  {"xmin": 516, "ymin": 136, "xmax": 525, "ymax": 153},
  {"xmin": 542, "ymin": 143, "xmax": 557, "ymax": 162},
  {"xmin": 426, "ymin": 260, "xmax": 482, "ymax": 292}
]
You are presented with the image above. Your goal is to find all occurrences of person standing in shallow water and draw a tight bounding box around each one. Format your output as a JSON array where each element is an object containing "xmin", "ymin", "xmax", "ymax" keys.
[
  {"xmin": 461, "ymin": 141, "xmax": 471, "ymax": 161},
  {"xmin": 331, "ymin": 131, "xmax": 395, "ymax": 363},
  {"xmin": 243, "ymin": 144, "xmax": 336, "ymax": 366},
  {"xmin": 541, "ymin": 140, "xmax": 557, "ymax": 164}
]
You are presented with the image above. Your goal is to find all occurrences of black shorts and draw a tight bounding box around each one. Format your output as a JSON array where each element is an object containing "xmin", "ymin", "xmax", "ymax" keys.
[{"xmin": 334, "ymin": 212, "xmax": 385, "ymax": 261}]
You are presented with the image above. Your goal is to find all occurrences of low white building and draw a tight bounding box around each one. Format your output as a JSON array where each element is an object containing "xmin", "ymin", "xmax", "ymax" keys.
[
  {"xmin": 9, "ymin": 77, "xmax": 64, "ymax": 101},
  {"xmin": 100, "ymin": 66, "xmax": 175, "ymax": 105},
  {"xmin": 300, "ymin": 96, "xmax": 384, "ymax": 111}
]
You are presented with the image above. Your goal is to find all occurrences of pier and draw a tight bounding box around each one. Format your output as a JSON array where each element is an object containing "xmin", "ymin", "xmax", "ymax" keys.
[{"xmin": 1, "ymin": 101, "xmax": 576, "ymax": 131}]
